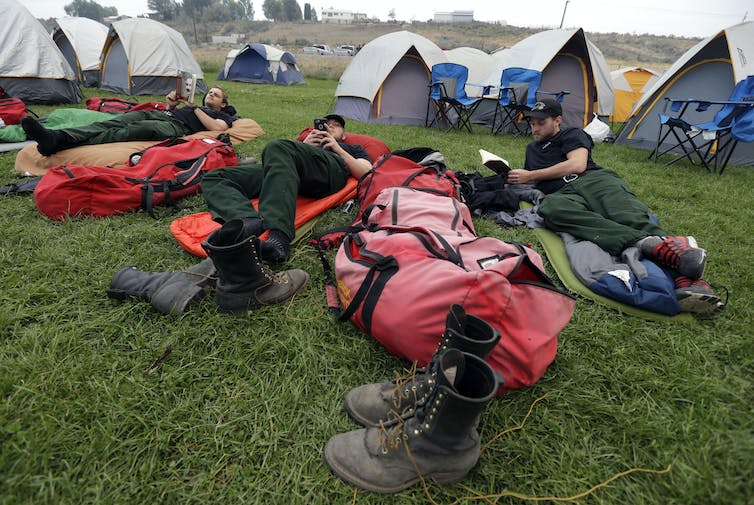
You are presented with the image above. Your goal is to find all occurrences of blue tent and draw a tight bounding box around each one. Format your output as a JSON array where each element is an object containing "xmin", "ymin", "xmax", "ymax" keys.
[{"xmin": 217, "ymin": 44, "xmax": 305, "ymax": 85}]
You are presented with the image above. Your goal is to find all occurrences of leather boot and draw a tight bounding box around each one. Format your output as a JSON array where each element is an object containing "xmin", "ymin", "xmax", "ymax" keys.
[
  {"xmin": 324, "ymin": 349, "xmax": 500, "ymax": 494},
  {"xmin": 201, "ymin": 219, "xmax": 309, "ymax": 315},
  {"xmin": 344, "ymin": 304, "xmax": 501, "ymax": 427},
  {"xmin": 107, "ymin": 258, "xmax": 216, "ymax": 315}
]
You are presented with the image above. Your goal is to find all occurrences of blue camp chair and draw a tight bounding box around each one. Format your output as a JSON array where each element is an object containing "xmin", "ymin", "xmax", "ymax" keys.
[
  {"xmin": 652, "ymin": 75, "xmax": 754, "ymax": 174},
  {"xmin": 425, "ymin": 63, "xmax": 484, "ymax": 133},
  {"xmin": 491, "ymin": 67, "xmax": 569, "ymax": 135}
]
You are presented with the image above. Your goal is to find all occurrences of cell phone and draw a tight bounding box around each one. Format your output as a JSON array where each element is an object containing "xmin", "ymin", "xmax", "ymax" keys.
[{"xmin": 314, "ymin": 118, "xmax": 328, "ymax": 131}]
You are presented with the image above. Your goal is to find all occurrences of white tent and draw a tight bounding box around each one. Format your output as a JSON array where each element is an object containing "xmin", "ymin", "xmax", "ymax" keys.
[
  {"xmin": 217, "ymin": 43, "xmax": 305, "ymax": 85},
  {"xmin": 52, "ymin": 17, "xmax": 109, "ymax": 87},
  {"xmin": 477, "ymin": 28, "xmax": 614, "ymax": 129},
  {"xmin": 99, "ymin": 18, "xmax": 206, "ymax": 96},
  {"xmin": 616, "ymin": 21, "xmax": 754, "ymax": 166},
  {"xmin": 0, "ymin": 0, "xmax": 82, "ymax": 104},
  {"xmin": 333, "ymin": 31, "xmax": 448, "ymax": 125},
  {"xmin": 609, "ymin": 67, "xmax": 660, "ymax": 122}
]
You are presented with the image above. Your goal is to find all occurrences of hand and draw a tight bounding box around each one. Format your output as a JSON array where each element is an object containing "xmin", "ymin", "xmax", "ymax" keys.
[{"xmin": 506, "ymin": 169, "xmax": 531, "ymax": 185}]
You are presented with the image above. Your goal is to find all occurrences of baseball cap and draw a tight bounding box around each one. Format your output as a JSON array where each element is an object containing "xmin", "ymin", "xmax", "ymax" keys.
[
  {"xmin": 525, "ymin": 98, "xmax": 562, "ymax": 119},
  {"xmin": 324, "ymin": 114, "xmax": 346, "ymax": 128}
]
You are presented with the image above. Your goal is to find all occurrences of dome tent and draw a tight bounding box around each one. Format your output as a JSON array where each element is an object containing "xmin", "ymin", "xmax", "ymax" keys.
[
  {"xmin": 99, "ymin": 18, "xmax": 207, "ymax": 96},
  {"xmin": 333, "ymin": 31, "xmax": 448, "ymax": 125},
  {"xmin": 609, "ymin": 66, "xmax": 660, "ymax": 122},
  {"xmin": 615, "ymin": 21, "xmax": 754, "ymax": 167},
  {"xmin": 0, "ymin": 0, "xmax": 82, "ymax": 104},
  {"xmin": 52, "ymin": 17, "xmax": 109, "ymax": 87},
  {"xmin": 217, "ymin": 43, "xmax": 305, "ymax": 85},
  {"xmin": 475, "ymin": 28, "xmax": 614, "ymax": 129}
]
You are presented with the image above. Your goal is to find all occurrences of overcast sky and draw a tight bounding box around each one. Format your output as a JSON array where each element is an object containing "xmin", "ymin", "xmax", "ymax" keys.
[{"xmin": 22, "ymin": 0, "xmax": 751, "ymax": 38}]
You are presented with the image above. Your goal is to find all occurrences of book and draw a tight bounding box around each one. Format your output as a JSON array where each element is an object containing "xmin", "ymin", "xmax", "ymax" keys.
[
  {"xmin": 479, "ymin": 149, "xmax": 511, "ymax": 177},
  {"xmin": 175, "ymin": 71, "xmax": 197, "ymax": 104}
]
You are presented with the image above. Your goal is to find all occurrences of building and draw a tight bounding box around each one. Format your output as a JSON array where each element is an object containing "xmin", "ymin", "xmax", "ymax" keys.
[
  {"xmin": 433, "ymin": 10, "xmax": 474, "ymax": 23},
  {"xmin": 321, "ymin": 8, "xmax": 367, "ymax": 24}
]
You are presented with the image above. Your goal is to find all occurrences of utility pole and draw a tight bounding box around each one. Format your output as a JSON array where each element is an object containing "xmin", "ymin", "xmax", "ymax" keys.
[{"xmin": 559, "ymin": 0, "xmax": 570, "ymax": 29}]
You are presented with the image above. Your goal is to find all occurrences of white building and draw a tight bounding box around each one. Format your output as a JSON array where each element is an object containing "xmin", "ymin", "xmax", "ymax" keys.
[
  {"xmin": 321, "ymin": 8, "xmax": 368, "ymax": 24},
  {"xmin": 433, "ymin": 10, "xmax": 474, "ymax": 23}
]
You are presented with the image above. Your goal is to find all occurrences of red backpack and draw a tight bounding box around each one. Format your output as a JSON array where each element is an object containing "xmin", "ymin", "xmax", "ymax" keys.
[
  {"xmin": 0, "ymin": 86, "xmax": 29, "ymax": 125},
  {"xmin": 322, "ymin": 186, "xmax": 575, "ymax": 394},
  {"xmin": 34, "ymin": 137, "xmax": 237, "ymax": 220},
  {"xmin": 85, "ymin": 97, "xmax": 166, "ymax": 113}
]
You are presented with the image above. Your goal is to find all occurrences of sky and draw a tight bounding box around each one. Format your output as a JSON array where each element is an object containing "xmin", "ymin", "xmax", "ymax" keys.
[{"xmin": 22, "ymin": 0, "xmax": 751, "ymax": 38}]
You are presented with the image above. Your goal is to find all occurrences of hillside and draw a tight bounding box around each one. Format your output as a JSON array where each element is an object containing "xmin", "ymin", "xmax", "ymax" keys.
[{"xmin": 181, "ymin": 19, "xmax": 700, "ymax": 74}]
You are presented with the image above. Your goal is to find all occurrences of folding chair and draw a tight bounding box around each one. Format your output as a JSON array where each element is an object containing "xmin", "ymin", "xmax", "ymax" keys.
[
  {"xmin": 652, "ymin": 75, "xmax": 754, "ymax": 174},
  {"xmin": 425, "ymin": 63, "xmax": 484, "ymax": 133},
  {"xmin": 491, "ymin": 67, "xmax": 569, "ymax": 135}
]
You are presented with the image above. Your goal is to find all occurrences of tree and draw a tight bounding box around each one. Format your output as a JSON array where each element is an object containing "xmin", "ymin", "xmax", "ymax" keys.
[
  {"xmin": 282, "ymin": 0, "xmax": 302, "ymax": 21},
  {"xmin": 310, "ymin": 6, "xmax": 317, "ymax": 21},
  {"xmin": 262, "ymin": 0, "xmax": 283, "ymax": 21},
  {"xmin": 148, "ymin": 0, "xmax": 178, "ymax": 20},
  {"xmin": 239, "ymin": 0, "xmax": 254, "ymax": 20},
  {"xmin": 388, "ymin": 8, "xmax": 396, "ymax": 22},
  {"xmin": 303, "ymin": 2, "xmax": 310, "ymax": 21},
  {"xmin": 64, "ymin": 0, "xmax": 116, "ymax": 20}
]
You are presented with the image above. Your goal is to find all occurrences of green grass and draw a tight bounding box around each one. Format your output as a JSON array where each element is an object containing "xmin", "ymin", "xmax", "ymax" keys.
[{"xmin": 1, "ymin": 79, "xmax": 752, "ymax": 504}]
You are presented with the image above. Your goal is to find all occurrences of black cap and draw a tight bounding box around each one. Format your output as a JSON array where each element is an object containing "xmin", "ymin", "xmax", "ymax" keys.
[
  {"xmin": 525, "ymin": 98, "xmax": 562, "ymax": 119},
  {"xmin": 324, "ymin": 113, "xmax": 346, "ymax": 128}
]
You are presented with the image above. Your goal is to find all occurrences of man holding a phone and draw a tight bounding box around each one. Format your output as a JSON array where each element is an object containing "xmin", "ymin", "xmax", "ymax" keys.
[{"xmin": 201, "ymin": 114, "xmax": 373, "ymax": 263}]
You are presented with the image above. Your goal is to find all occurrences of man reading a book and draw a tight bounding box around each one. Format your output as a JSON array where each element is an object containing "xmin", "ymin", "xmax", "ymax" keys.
[
  {"xmin": 21, "ymin": 87, "xmax": 236, "ymax": 156},
  {"xmin": 505, "ymin": 97, "xmax": 721, "ymax": 313}
]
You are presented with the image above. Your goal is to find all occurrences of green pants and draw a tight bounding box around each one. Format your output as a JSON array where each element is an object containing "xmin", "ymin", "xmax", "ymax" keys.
[
  {"xmin": 61, "ymin": 110, "xmax": 192, "ymax": 146},
  {"xmin": 201, "ymin": 139, "xmax": 350, "ymax": 239},
  {"xmin": 537, "ymin": 169, "xmax": 666, "ymax": 255}
]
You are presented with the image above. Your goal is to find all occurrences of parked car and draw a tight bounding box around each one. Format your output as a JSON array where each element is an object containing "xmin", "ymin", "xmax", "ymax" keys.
[
  {"xmin": 334, "ymin": 44, "xmax": 356, "ymax": 56},
  {"xmin": 303, "ymin": 44, "xmax": 334, "ymax": 56}
]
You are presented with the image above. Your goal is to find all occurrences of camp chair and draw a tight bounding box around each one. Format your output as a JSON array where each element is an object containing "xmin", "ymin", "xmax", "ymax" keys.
[
  {"xmin": 425, "ymin": 63, "xmax": 484, "ymax": 133},
  {"xmin": 651, "ymin": 75, "xmax": 754, "ymax": 174},
  {"xmin": 490, "ymin": 67, "xmax": 570, "ymax": 135}
]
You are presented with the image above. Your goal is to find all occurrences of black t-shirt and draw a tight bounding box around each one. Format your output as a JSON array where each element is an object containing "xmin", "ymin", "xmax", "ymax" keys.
[
  {"xmin": 338, "ymin": 142, "xmax": 372, "ymax": 164},
  {"xmin": 168, "ymin": 106, "xmax": 235, "ymax": 133},
  {"xmin": 524, "ymin": 127, "xmax": 603, "ymax": 194}
]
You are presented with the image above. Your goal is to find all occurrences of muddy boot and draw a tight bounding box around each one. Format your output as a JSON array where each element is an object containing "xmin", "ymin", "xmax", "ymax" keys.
[
  {"xmin": 344, "ymin": 304, "xmax": 501, "ymax": 427},
  {"xmin": 201, "ymin": 219, "xmax": 309, "ymax": 315},
  {"xmin": 107, "ymin": 258, "xmax": 216, "ymax": 315},
  {"xmin": 324, "ymin": 349, "xmax": 500, "ymax": 494}
]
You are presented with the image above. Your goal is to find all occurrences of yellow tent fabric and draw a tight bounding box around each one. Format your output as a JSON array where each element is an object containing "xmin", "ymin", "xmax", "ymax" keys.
[{"xmin": 610, "ymin": 67, "xmax": 660, "ymax": 122}]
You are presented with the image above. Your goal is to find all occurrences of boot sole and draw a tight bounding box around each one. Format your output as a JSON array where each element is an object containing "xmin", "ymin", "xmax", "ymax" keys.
[
  {"xmin": 323, "ymin": 439, "xmax": 469, "ymax": 494},
  {"xmin": 677, "ymin": 291, "xmax": 722, "ymax": 314}
]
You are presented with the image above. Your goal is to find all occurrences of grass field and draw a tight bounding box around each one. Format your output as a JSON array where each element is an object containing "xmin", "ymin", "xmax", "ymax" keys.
[{"xmin": 1, "ymin": 78, "xmax": 752, "ymax": 504}]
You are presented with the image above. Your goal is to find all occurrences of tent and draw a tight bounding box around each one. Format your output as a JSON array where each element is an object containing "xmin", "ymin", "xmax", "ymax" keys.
[
  {"xmin": 0, "ymin": 0, "xmax": 82, "ymax": 104},
  {"xmin": 52, "ymin": 17, "xmax": 109, "ymax": 87},
  {"xmin": 475, "ymin": 28, "xmax": 614, "ymax": 129},
  {"xmin": 609, "ymin": 67, "xmax": 660, "ymax": 122},
  {"xmin": 615, "ymin": 21, "xmax": 754, "ymax": 166},
  {"xmin": 217, "ymin": 43, "xmax": 305, "ymax": 85},
  {"xmin": 333, "ymin": 31, "xmax": 448, "ymax": 125},
  {"xmin": 99, "ymin": 18, "xmax": 207, "ymax": 96}
]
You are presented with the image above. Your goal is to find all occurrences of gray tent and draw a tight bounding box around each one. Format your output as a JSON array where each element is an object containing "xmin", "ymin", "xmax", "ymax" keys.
[
  {"xmin": 0, "ymin": 0, "xmax": 82, "ymax": 104},
  {"xmin": 52, "ymin": 17, "xmax": 109, "ymax": 87},
  {"xmin": 475, "ymin": 28, "xmax": 614, "ymax": 129},
  {"xmin": 333, "ymin": 31, "xmax": 448, "ymax": 125},
  {"xmin": 99, "ymin": 18, "xmax": 206, "ymax": 96},
  {"xmin": 217, "ymin": 43, "xmax": 305, "ymax": 85},
  {"xmin": 615, "ymin": 21, "xmax": 754, "ymax": 167}
]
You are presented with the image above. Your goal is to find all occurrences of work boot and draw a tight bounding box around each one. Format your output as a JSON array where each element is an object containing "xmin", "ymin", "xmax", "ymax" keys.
[
  {"xmin": 107, "ymin": 258, "xmax": 216, "ymax": 315},
  {"xmin": 674, "ymin": 275, "xmax": 724, "ymax": 314},
  {"xmin": 638, "ymin": 235, "xmax": 707, "ymax": 279},
  {"xmin": 21, "ymin": 117, "xmax": 73, "ymax": 156},
  {"xmin": 324, "ymin": 349, "xmax": 500, "ymax": 494},
  {"xmin": 260, "ymin": 229, "xmax": 291, "ymax": 263},
  {"xmin": 344, "ymin": 304, "xmax": 501, "ymax": 427},
  {"xmin": 201, "ymin": 219, "xmax": 308, "ymax": 315}
]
